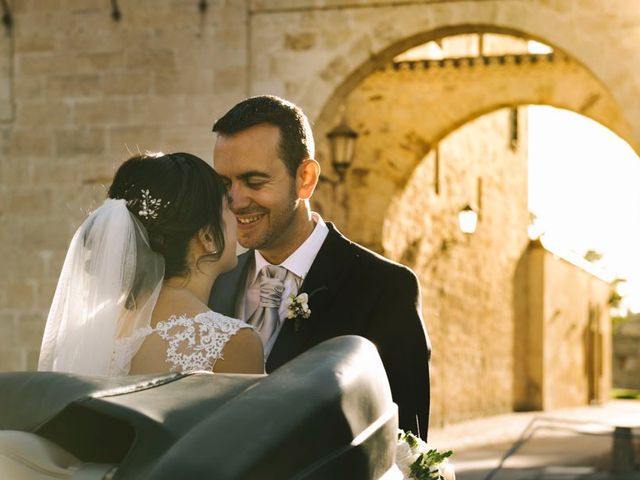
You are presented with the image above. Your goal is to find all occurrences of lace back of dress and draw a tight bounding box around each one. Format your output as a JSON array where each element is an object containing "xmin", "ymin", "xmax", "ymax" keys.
[{"xmin": 154, "ymin": 311, "xmax": 249, "ymax": 372}]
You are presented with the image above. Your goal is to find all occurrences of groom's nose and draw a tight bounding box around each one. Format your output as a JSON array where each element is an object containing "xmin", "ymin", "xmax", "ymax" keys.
[{"xmin": 227, "ymin": 183, "xmax": 251, "ymax": 211}]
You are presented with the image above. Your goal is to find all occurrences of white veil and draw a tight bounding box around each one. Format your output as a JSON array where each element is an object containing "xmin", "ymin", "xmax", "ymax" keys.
[{"xmin": 38, "ymin": 199, "xmax": 165, "ymax": 376}]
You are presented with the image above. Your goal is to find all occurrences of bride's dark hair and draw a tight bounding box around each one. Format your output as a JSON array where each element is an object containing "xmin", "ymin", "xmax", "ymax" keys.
[{"xmin": 108, "ymin": 152, "xmax": 228, "ymax": 279}]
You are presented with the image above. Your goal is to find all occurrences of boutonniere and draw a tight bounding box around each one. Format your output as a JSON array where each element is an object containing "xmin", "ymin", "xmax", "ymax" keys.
[
  {"xmin": 286, "ymin": 293, "xmax": 311, "ymax": 331},
  {"xmin": 285, "ymin": 286, "xmax": 328, "ymax": 331}
]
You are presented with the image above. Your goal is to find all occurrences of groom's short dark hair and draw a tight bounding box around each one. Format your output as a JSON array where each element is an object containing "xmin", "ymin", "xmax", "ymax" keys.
[{"xmin": 212, "ymin": 95, "xmax": 315, "ymax": 177}]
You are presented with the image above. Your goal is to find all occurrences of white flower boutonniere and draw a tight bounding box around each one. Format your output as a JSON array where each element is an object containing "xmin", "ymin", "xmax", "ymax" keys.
[{"xmin": 285, "ymin": 292, "xmax": 311, "ymax": 331}]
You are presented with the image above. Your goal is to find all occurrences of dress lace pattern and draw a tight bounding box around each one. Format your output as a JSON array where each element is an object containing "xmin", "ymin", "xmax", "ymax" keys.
[{"xmin": 113, "ymin": 311, "xmax": 250, "ymax": 374}]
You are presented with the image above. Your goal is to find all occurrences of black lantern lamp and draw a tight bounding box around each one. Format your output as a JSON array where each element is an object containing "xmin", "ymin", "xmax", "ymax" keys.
[{"xmin": 326, "ymin": 118, "xmax": 359, "ymax": 182}]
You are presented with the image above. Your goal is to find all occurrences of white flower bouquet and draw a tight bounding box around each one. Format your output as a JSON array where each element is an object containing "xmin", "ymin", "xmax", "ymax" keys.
[{"xmin": 395, "ymin": 430, "xmax": 454, "ymax": 480}]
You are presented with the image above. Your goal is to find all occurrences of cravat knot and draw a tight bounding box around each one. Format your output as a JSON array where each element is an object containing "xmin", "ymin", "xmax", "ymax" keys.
[
  {"xmin": 258, "ymin": 265, "xmax": 287, "ymax": 308},
  {"xmin": 247, "ymin": 265, "xmax": 289, "ymax": 358}
]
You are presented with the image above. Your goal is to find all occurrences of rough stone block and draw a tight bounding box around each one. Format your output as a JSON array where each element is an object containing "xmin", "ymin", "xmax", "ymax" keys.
[
  {"xmin": 0, "ymin": 102, "xmax": 12, "ymax": 122},
  {"xmin": 213, "ymin": 67, "xmax": 246, "ymax": 92},
  {"xmin": 102, "ymin": 72, "xmax": 153, "ymax": 96},
  {"xmin": 5, "ymin": 188, "xmax": 53, "ymax": 216},
  {"xmin": 55, "ymin": 128, "xmax": 105, "ymax": 156},
  {"xmin": 16, "ymin": 313, "xmax": 46, "ymax": 347},
  {"xmin": 5, "ymin": 282, "xmax": 36, "ymax": 310},
  {"xmin": 37, "ymin": 280, "xmax": 59, "ymax": 310},
  {"xmin": 74, "ymin": 99, "xmax": 131, "ymax": 125},
  {"xmin": 75, "ymin": 52, "xmax": 125, "ymax": 72},
  {"xmin": 155, "ymin": 71, "xmax": 213, "ymax": 95},
  {"xmin": 129, "ymin": 96, "xmax": 185, "ymax": 125},
  {"xmin": 21, "ymin": 218, "xmax": 74, "ymax": 251},
  {"xmin": 160, "ymin": 126, "xmax": 212, "ymax": 157},
  {"xmin": 46, "ymin": 74, "xmax": 103, "ymax": 99},
  {"xmin": 126, "ymin": 49, "xmax": 175, "ymax": 71},
  {"xmin": 0, "ymin": 314, "xmax": 16, "ymax": 345},
  {"xmin": 285, "ymin": 32, "xmax": 316, "ymax": 51},
  {"xmin": 31, "ymin": 161, "xmax": 81, "ymax": 186},
  {"xmin": 25, "ymin": 349, "xmax": 40, "ymax": 371},
  {"xmin": 14, "ymin": 34, "xmax": 56, "ymax": 54},
  {"xmin": 10, "ymin": 130, "xmax": 53, "ymax": 157},
  {"xmin": 0, "ymin": 349, "xmax": 24, "ymax": 372},
  {"xmin": 16, "ymin": 102, "xmax": 72, "ymax": 126},
  {"xmin": 12, "ymin": 77, "xmax": 44, "ymax": 100},
  {"xmin": 16, "ymin": 53, "xmax": 66, "ymax": 76}
]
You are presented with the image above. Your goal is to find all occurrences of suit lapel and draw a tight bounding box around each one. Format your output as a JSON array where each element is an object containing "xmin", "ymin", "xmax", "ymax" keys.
[
  {"xmin": 299, "ymin": 223, "xmax": 354, "ymax": 322},
  {"xmin": 209, "ymin": 251, "xmax": 253, "ymax": 317},
  {"xmin": 267, "ymin": 223, "xmax": 356, "ymax": 371}
]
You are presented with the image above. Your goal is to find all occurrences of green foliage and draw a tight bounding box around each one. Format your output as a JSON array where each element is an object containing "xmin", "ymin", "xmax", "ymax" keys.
[
  {"xmin": 401, "ymin": 431, "xmax": 420, "ymax": 450},
  {"xmin": 609, "ymin": 289, "xmax": 623, "ymax": 309},
  {"xmin": 584, "ymin": 250, "xmax": 603, "ymax": 263},
  {"xmin": 409, "ymin": 449, "xmax": 453, "ymax": 480},
  {"xmin": 612, "ymin": 388, "xmax": 640, "ymax": 400}
]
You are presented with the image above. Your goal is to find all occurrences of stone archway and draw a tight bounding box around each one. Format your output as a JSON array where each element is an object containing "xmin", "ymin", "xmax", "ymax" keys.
[
  {"xmin": 292, "ymin": 16, "xmax": 634, "ymax": 423},
  {"xmin": 266, "ymin": 1, "xmax": 640, "ymax": 145},
  {"xmin": 313, "ymin": 47, "xmax": 630, "ymax": 250}
]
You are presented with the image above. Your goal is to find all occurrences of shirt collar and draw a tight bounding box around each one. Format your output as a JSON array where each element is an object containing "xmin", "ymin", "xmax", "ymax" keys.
[{"xmin": 252, "ymin": 212, "xmax": 329, "ymax": 283}]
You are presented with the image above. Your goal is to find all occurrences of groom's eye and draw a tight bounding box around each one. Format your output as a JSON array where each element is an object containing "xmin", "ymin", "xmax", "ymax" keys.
[{"xmin": 245, "ymin": 178, "xmax": 267, "ymax": 189}]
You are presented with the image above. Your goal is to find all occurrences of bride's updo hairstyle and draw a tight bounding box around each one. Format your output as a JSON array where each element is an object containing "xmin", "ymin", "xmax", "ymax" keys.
[{"xmin": 108, "ymin": 152, "xmax": 227, "ymax": 279}]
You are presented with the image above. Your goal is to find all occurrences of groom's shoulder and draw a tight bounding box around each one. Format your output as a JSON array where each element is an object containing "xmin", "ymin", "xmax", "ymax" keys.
[{"xmin": 327, "ymin": 224, "xmax": 417, "ymax": 281}]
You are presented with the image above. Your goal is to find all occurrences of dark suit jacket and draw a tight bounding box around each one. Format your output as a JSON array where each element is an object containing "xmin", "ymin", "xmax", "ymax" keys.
[{"xmin": 209, "ymin": 223, "xmax": 431, "ymax": 438}]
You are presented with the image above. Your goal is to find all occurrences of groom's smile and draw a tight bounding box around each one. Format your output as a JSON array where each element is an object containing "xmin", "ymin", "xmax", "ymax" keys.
[{"xmin": 236, "ymin": 213, "xmax": 265, "ymax": 225}]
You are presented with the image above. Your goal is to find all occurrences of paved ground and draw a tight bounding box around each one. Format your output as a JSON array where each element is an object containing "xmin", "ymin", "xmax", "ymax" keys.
[{"xmin": 427, "ymin": 400, "xmax": 640, "ymax": 480}]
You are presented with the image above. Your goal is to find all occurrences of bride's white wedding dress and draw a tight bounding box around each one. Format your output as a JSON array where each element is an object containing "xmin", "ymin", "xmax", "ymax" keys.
[{"xmin": 114, "ymin": 312, "xmax": 250, "ymax": 374}]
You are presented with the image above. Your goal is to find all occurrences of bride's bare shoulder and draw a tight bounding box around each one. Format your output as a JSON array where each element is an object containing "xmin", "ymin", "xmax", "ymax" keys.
[{"xmin": 213, "ymin": 327, "xmax": 264, "ymax": 374}]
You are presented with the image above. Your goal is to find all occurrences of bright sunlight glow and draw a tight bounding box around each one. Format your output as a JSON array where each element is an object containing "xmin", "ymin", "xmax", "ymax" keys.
[{"xmin": 529, "ymin": 106, "xmax": 640, "ymax": 312}]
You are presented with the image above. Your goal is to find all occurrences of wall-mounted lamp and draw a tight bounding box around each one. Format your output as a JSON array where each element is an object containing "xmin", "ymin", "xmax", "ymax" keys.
[
  {"xmin": 321, "ymin": 117, "xmax": 359, "ymax": 185},
  {"xmin": 441, "ymin": 204, "xmax": 479, "ymax": 252},
  {"xmin": 457, "ymin": 204, "xmax": 479, "ymax": 235}
]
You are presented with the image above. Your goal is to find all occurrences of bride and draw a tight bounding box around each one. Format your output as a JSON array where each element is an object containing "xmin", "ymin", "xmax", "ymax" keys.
[{"xmin": 38, "ymin": 152, "xmax": 264, "ymax": 376}]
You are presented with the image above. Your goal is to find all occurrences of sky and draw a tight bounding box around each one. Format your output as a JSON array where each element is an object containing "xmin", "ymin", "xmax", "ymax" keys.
[{"xmin": 528, "ymin": 106, "xmax": 640, "ymax": 313}]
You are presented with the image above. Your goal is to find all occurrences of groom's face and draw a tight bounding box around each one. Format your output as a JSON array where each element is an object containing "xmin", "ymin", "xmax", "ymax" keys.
[{"xmin": 213, "ymin": 123, "xmax": 300, "ymax": 254}]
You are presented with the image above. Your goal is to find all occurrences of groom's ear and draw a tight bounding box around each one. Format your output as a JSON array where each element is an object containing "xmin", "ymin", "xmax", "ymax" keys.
[{"xmin": 296, "ymin": 159, "xmax": 320, "ymax": 200}]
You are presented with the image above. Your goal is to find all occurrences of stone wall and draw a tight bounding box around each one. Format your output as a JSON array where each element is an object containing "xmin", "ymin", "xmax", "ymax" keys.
[
  {"xmin": 518, "ymin": 243, "xmax": 612, "ymax": 410},
  {"xmin": 312, "ymin": 49, "xmax": 624, "ymax": 250},
  {"xmin": 380, "ymin": 108, "xmax": 530, "ymax": 425},
  {"xmin": 0, "ymin": 0, "xmax": 249, "ymax": 370}
]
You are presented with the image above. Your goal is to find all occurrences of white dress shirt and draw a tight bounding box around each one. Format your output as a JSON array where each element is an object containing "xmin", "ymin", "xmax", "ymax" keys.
[{"xmin": 240, "ymin": 213, "xmax": 329, "ymax": 351}]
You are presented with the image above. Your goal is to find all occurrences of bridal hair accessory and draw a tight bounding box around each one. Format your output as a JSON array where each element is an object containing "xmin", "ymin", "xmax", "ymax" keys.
[
  {"xmin": 128, "ymin": 188, "xmax": 169, "ymax": 220},
  {"xmin": 38, "ymin": 198, "xmax": 165, "ymax": 376}
]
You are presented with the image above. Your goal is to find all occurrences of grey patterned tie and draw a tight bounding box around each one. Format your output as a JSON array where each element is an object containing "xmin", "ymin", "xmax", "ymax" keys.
[{"xmin": 247, "ymin": 265, "xmax": 288, "ymax": 356}]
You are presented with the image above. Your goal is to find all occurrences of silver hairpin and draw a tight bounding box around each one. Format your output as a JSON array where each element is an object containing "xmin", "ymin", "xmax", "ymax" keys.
[{"xmin": 137, "ymin": 189, "xmax": 163, "ymax": 219}]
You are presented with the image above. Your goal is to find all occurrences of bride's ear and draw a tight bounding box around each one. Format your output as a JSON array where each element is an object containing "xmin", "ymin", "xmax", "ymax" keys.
[
  {"xmin": 296, "ymin": 159, "xmax": 320, "ymax": 200},
  {"xmin": 196, "ymin": 227, "xmax": 218, "ymax": 255}
]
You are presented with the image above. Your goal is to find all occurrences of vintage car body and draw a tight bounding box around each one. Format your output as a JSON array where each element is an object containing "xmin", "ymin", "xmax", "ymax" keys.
[{"xmin": 0, "ymin": 336, "xmax": 399, "ymax": 479}]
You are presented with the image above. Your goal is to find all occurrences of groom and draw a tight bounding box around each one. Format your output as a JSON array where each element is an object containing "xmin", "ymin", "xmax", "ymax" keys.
[{"xmin": 208, "ymin": 95, "xmax": 431, "ymax": 438}]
